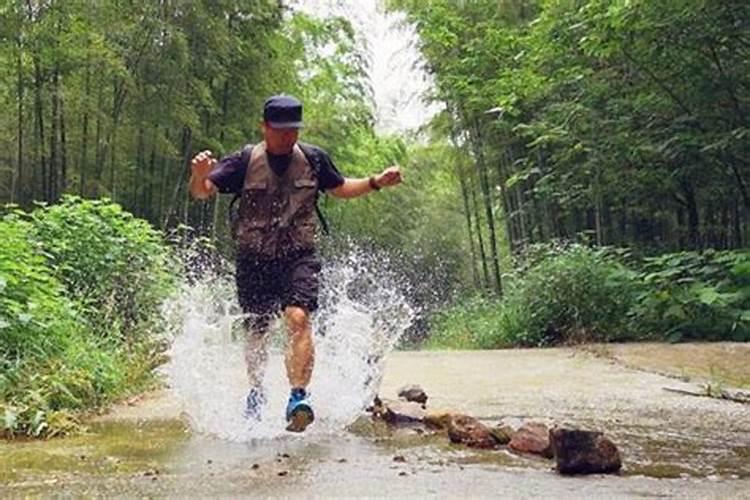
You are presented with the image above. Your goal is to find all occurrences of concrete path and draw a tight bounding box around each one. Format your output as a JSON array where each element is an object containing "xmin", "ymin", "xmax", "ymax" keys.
[{"xmin": 1, "ymin": 347, "xmax": 748, "ymax": 498}]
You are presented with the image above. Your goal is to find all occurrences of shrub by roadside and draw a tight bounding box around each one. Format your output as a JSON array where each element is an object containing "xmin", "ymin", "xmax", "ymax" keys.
[
  {"xmin": 427, "ymin": 244, "xmax": 749, "ymax": 349},
  {"xmin": 631, "ymin": 250, "xmax": 750, "ymax": 342},
  {"xmin": 427, "ymin": 244, "xmax": 638, "ymax": 348},
  {"xmin": 0, "ymin": 197, "xmax": 177, "ymax": 437}
]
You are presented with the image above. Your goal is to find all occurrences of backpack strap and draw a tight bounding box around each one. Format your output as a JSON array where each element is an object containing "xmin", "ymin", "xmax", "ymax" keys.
[{"xmin": 299, "ymin": 143, "xmax": 331, "ymax": 236}]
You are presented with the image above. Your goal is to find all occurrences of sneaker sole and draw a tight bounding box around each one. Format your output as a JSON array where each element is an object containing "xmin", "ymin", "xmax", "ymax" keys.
[{"xmin": 285, "ymin": 407, "xmax": 314, "ymax": 433}]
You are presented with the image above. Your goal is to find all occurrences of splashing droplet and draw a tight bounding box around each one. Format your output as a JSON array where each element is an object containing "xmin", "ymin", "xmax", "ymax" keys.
[{"xmin": 163, "ymin": 244, "xmax": 414, "ymax": 441}]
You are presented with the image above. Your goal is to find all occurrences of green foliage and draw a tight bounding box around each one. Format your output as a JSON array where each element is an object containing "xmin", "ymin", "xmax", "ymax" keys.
[
  {"xmin": 0, "ymin": 217, "xmax": 77, "ymax": 363},
  {"xmin": 0, "ymin": 198, "xmax": 175, "ymax": 438},
  {"xmin": 391, "ymin": 0, "xmax": 749, "ymax": 254},
  {"xmin": 428, "ymin": 243, "xmax": 639, "ymax": 348},
  {"xmin": 428, "ymin": 245, "xmax": 749, "ymax": 348},
  {"xmin": 503, "ymin": 244, "xmax": 640, "ymax": 346},
  {"xmin": 26, "ymin": 196, "xmax": 177, "ymax": 338},
  {"xmin": 631, "ymin": 250, "xmax": 750, "ymax": 342},
  {"xmin": 424, "ymin": 294, "xmax": 517, "ymax": 349}
]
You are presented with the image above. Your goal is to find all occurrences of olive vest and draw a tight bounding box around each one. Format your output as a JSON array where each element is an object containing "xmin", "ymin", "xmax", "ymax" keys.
[{"xmin": 234, "ymin": 142, "xmax": 319, "ymax": 257}]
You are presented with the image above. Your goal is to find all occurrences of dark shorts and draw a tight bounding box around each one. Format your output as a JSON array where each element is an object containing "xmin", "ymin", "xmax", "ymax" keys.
[{"xmin": 235, "ymin": 250, "xmax": 322, "ymax": 319}]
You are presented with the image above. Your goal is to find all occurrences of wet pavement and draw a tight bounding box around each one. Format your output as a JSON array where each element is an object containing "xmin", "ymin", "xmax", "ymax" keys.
[{"xmin": 1, "ymin": 346, "xmax": 749, "ymax": 498}]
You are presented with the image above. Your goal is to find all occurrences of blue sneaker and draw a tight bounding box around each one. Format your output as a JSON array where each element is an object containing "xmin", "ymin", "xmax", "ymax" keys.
[
  {"xmin": 285, "ymin": 388, "xmax": 314, "ymax": 432},
  {"xmin": 244, "ymin": 387, "xmax": 266, "ymax": 421}
]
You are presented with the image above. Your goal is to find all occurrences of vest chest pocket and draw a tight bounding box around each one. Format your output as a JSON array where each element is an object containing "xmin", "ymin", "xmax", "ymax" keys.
[
  {"xmin": 238, "ymin": 181, "xmax": 270, "ymax": 236},
  {"xmin": 245, "ymin": 181, "xmax": 267, "ymax": 191},
  {"xmin": 294, "ymin": 179, "xmax": 316, "ymax": 189},
  {"xmin": 241, "ymin": 181, "xmax": 268, "ymax": 207}
]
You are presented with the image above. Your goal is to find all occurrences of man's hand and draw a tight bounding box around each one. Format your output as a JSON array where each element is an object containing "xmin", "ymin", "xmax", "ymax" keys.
[
  {"xmin": 189, "ymin": 150, "xmax": 217, "ymax": 199},
  {"xmin": 374, "ymin": 165, "xmax": 402, "ymax": 189},
  {"xmin": 191, "ymin": 150, "xmax": 216, "ymax": 179}
]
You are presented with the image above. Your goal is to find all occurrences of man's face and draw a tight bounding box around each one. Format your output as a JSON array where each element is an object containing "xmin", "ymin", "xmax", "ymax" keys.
[{"xmin": 263, "ymin": 123, "xmax": 299, "ymax": 155}]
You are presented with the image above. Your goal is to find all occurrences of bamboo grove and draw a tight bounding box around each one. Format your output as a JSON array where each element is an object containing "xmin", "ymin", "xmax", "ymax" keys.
[
  {"xmin": 0, "ymin": 0, "xmax": 378, "ymax": 236},
  {"xmin": 1, "ymin": 0, "xmax": 748, "ymax": 302},
  {"xmin": 391, "ymin": 0, "xmax": 750, "ymax": 294}
]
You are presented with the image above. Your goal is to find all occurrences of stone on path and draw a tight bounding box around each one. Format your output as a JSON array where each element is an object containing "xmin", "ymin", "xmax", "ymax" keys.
[
  {"xmin": 550, "ymin": 428, "xmax": 622, "ymax": 475},
  {"xmin": 489, "ymin": 425, "xmax": 513, "ymax": 446},
  {"xmin": 423, "ymin": 411, "xmax": 454, "ymax": 430},
  {"xmin": 447, "ymin": 415, "xmax": 497, "ymax": 449},
  {"xmin": 397, "ymin": 384, "xmax": 428, "ymax": 405},
  {"xmin": 509, "ymin": 422, "xmax": 553, "ymax": 458},
  {"xmin": 376, "ymin": 399, "xmax": 426, "ymax": 424}
]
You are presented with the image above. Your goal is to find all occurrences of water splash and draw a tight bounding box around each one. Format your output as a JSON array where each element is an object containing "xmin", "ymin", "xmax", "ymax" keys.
[{"xmin": 162, "ymin": 245, "xmax": 414, "ymax": 441}]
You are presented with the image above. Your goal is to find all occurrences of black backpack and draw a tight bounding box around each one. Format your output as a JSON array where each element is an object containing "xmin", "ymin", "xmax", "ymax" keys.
[{"xmin": 228, "ymin": 143, "xmax": 330, "ymax": 234}]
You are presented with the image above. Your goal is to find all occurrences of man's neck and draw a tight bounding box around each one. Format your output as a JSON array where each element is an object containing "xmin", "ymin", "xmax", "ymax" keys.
[{"xmin": 265, "ymin": 142, "xmax": 295, "ymax": 156}]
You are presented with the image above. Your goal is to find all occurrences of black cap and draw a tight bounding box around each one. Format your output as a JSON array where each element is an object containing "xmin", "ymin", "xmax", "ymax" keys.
[{"xmin": 263, "ymin": 95, "xmax": 304, "ymax": 129}]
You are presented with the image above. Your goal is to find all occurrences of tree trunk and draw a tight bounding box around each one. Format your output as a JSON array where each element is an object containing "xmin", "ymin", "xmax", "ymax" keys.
[
  {"xmin": 458, "ymin": 169, "xmax": 480, "ymax": 289},
  {"xmin": 50, "ymin": 67, "xmax": 60, "ymax": 200},
  {"xmin": 681, "ymin": 182, "xmax": 701, "ymax": 248},
  {"xmin": 469, "ymin": 171, "xmax": 490, "ymax": 291},
  {"xmin": 79, "ymin": 65, "xmax": 90, "ymax": 196},
  {"xmin": 733, "ymin": 199, "xmax": 743, "ymax": 248},
  {"xmin": 109, "ymin": 77, "xmax": 128, "ymax": 200},
  {"xmin": 14, "ymin": 35, "xmax": 24, "ymax": 204},
  {"xmin": 157, "ymin": 148, "xmax": 168, "ymax": 227},
  {"xmin": 135, "ymin": 126, "xmax": 145, "ymax": 214},
  {"xmin": 33, "ymin": 54, "xmax": 46, "ymax": 202},
  {"xmin": 471, "ymin": 124, "xmax": 502, "ymax": 296},
  {"xmin": 163, "ymin": 126, "xmax": 192, "ymax": 229},
  {"xmin": 59, "ymin": 75, "xmax": 68, "ymax": 195},
  {"xmin": 182, "ymin": 127, "xmax": 193, "ymax": 227},
  {"xmin": 146, "ymin": 129, "xmax": 157, "ymax": 221},
  {"xmin": 94, "ymin": 83, "xmax": 104, "ymax": 193}
]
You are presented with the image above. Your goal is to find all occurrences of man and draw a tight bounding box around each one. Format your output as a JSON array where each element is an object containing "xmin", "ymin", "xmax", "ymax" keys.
[{"xmin": 189, "ymin": 95, "xmax": 401, "ymax": 432}]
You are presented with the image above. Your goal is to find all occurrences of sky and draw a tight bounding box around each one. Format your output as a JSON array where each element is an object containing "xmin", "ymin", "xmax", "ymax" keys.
[{"xmin": 289, "ymin": 0, "xmax": 443, "ymax": 133}]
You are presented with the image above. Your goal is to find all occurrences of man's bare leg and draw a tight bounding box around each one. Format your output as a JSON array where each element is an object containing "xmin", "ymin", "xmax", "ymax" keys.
[
  {"xmin": 244, "ymin": 328, "xmax": 269, "ymax": 389},
  {"xmin": 283, "ymin": 306, "xmax": 314, "ymax": 388},
  {"xmin": 243, "ymin": 316, "xmax": 270, "ymax": 419},
  {"xmin": 283, "ymin": 305, "xmax": 315, "ymax": 431}
]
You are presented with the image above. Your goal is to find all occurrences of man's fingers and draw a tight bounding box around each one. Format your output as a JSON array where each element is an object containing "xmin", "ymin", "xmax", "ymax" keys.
[{"xmin": 191, "ymin": 150, "xmax": 215, "ymax": 169}]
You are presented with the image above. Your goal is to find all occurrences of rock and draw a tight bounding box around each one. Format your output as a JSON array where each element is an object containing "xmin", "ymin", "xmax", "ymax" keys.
[
  {"xmin": 377, "ymin": 399, "xmax": 426, "ymax": 424},
  {"xmin": 509, "ymin": 422, "xmax": 553, "ymax": 458},
  {"xmin": 393, "ymin": 455, "xmax": 407, "ymax": 462},
  {"xmin": 424, "ymin": 411, "xmax": 454, "ymax": 430},
  {"xmin": 550, "ymin": 428, "xmax": 622, "ymax": 475},
  {"xmin": 447, "ymin": 415, "xmax": 497, "ymax": 449},
  {"xmin": 398, "ymin": 384, "xmax": 428, "ymax": 405},
  {"xmin": 489, "ymin": 425, "xmax": 513, "ymax": 445}
]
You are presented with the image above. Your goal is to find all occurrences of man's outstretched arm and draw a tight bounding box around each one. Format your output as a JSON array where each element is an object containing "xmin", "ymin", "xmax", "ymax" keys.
[{"xmin": 329, "ymin": 166, "xmax": 402, "ymax": 199}]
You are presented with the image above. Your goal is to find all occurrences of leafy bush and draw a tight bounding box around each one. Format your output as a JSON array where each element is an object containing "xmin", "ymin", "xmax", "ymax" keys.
[
  {"xmin": 425, "ymin": 295, "xmax": 511, "ymax": 349},
  {"xmin": 503, "ymin": 244, "xmax": 640, "ymax": 346},
  {"xmin": 428, "ymin": 244, "xmax": 640, "ymax": 348},
  {"xmin": 27, "ymin": 196, "xmax": 177, "ymax": 338},
  {"xmin": 428, "ymin": 244, "xmax": 749, "ymax": 349},
  {"xmin": 631, "ymin": 250, "xmax": 750, "ymax": 342},
  {"xmin": 1, "ymin": 198, "xmax": 177, "ymax": 437},
  {"xmin": 0, "ymin": 217, "xmax": 79, "ymax": 363}
]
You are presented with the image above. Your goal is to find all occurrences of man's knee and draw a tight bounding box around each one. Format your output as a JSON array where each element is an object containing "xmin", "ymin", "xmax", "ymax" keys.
[
  {"xmin": 284, "ymin": 305, "xmax": 310, "ymax": 334},
  {"xmin": 244, "ymin": 314, "xmax": 271, "ymax": 336}
]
